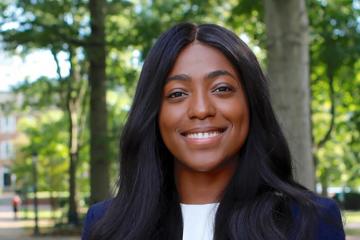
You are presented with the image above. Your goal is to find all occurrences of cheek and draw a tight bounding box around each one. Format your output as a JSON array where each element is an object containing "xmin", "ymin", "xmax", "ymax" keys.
[
  {"xmin": 235, "ymin": 106, "xmax": 249, "ymax": 129},
  {"xmin": 219, "ymin": 98, "xmax": 249, "ymax": 123},
  {"xmin": 159, "ymin": 104, "xmax": 183, "ymax": 143},
  {"xmin": 219, "ymin": 99, "xmax": 250, "ymax": 141},
  {"xmin": 235, "ymin": 108, "xmax": 249, "ymax": 137}
]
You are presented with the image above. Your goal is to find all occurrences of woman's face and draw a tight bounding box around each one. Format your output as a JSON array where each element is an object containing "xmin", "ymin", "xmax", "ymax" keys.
[{"xmin": 159, "ymin": 43, "xmax": 249, "ymax": 173}]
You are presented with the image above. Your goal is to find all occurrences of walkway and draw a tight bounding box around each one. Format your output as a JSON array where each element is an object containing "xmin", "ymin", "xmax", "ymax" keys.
[
  {"xmin": 347, "ymin": 221, "xmax": 360, "ymax": 240},
  {"xmin": 0, "ymin": 193, "xmax": 78, "ymax": 240}
]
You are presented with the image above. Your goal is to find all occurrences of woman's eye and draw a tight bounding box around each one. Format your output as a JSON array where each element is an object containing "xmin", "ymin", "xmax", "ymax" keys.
[
  {"xmin": 213, "ymin": 86, "xmax": 233, "ymax": 93},
  {"xmin": 167, "ymin": 91, "xmax": 187, "ymax": 98}
]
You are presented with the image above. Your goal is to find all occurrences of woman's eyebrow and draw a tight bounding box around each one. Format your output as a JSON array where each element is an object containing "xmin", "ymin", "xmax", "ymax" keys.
[
  {"xmin": 206, "ymin": 70, "xmax": 236, "ymax": 80},
  {"xmin": 166, "ymin": 74, "xmax": 190, "ymax": 82},
  {"xmin": 166, "ymin": 70, "xmax": 236, "ymax": 83}
]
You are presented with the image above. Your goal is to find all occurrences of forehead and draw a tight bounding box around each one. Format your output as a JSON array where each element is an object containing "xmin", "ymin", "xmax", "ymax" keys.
[{"xmin": 168, "ymin": 42, "xmax": 238, "ymax": 77}]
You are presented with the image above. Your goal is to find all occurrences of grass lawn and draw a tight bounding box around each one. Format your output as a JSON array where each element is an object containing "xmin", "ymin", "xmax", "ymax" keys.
[
  {"xmin": 19, "ymin": 209, "xmax": 63, "ymax": 219},
  {"xmin": 344, "ymin": 211, "xmax": 360, "ymax": 222},
  {"xmin": 18, "ymin": 206, "xmax": 88, "ymax": 220},
  {"xmin": 17, "ymin": 208, "xmax": 86, "ymax": 236}
]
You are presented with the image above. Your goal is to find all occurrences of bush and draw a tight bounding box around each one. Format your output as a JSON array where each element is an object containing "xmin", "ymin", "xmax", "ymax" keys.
[{"xmin": 333, "ymin": 192, "xmax": 360, "ymax": 210}]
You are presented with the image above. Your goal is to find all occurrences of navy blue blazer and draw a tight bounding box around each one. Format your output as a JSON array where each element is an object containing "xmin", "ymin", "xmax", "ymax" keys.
[{"xmin": 82, "ymin": 197, "xmax": 345, "ymax": 240}]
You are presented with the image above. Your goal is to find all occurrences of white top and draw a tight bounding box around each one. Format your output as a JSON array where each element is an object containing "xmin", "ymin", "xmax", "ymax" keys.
[{"xmin": 180, "ymin": 203, "xmax": 219, "ymax": 240}]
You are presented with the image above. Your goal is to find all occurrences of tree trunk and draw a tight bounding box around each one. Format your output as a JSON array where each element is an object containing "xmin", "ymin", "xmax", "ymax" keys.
[
  {"xmin": 320, "ymin": 170, "xmax": 329, "ymax": 197},
  {"xmin": 67, "ymin": 111, "xmax": 79, "ymax": 224},
  {"xmin": 88, "ymin": 0, "xmax": 110, "ymax": 204},
  {"xmin": 52, "ymin": 49, "xmax": 82, "ymax": 225},
  {"xmin": 264, "ymin": 0, "xmax": 315, "ymax": 190},
  {"xmin": 68, "ymin": 150, "xmax": 79, "ymax": 224},
  {"xmin": 49, "ymin": 189, "xmax": 55, "ymax": 220},
  {"xmin": 66, "ymin": 51, "xmax": 81, "ymax": 225}
]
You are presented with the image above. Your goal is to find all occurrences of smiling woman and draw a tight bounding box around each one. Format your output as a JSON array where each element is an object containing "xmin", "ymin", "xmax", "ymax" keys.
[
  {"xmin": 82, "ymin": 23, "xmax": 345, "ymax": 240},
  {"xmin": 159, "ymin": 43, "xmax": 249, "ymax": 205}
]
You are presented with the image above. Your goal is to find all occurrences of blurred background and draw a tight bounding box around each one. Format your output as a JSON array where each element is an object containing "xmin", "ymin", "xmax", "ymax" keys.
[{"xmin": 0, "ymin": 0, "xmax": 359, "ymax": 239}]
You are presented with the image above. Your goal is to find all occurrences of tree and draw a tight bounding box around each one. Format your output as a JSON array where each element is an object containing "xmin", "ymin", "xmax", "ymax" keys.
[
  {"xmin": 13, "ymin": 109, "xmax": 69, "ymax": 219},
  {"xmin": 0, "ymin": 0, "xmax": 89, "ymax": 224},
  {"xmin": 87, "ymin": 0, "xmax": 110, "ymax": 204},
  {"xmin": 129, "ymin": 0, "xmax": 236, "ymax": 59},
  {"xmin": 309, "ymin": 0, "xmax": 360, "ymax": 195},
  {"xmin": 55, "ymin": 48, "xmax": 88, "ymax": 224},
  {"xmin": 264, "ymin": 0, "xmax": 314, "ymax": 190}
]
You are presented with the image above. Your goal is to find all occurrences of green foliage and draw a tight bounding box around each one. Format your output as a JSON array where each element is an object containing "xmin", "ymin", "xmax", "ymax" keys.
[
  {"xmin": 107, "ymin": 87, "xmax": 132, "ymax": 182},
  {"xmin": 0, "ymin": 0, "xmax": 88, "ymax": 53},
  {"xmin": 228, "ymin": 0, "xmax": 265, "ymax": 48},
  {"xmin": 309, "ymin": 0, "xmax": 360, "ymax": 190},
  {"xmin": 13, "ymin": 110, "xmax": 68, "ymax": 192},
  {"xmin": 12, "ymin": 76, "xmax": 65, "ymax": 109}
]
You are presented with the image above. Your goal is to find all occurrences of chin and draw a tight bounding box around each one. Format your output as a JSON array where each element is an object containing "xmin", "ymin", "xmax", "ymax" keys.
[
  {"xmin": 180, "ymin": 156, "xmax": 235, "ymax": 173},
  {"xmin": 188, "ymin": 164, "xmax": 221, "ymax": 173}
]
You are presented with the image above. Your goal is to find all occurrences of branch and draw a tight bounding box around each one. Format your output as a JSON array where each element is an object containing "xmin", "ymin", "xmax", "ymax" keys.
[
  {"xmin": 316, "ymin": 69, "xmax": 336, "ymax": 149},
  {"xmin": 51, "ymin": 49, "xmax": 63, "ymax": 80},
  {"xmin": 78, "ymin": 83, "xmax": 89, "ymax": 150},
  {"xmin": 50, "ymin": 49, "xmax": 67, "ymax": 106}
]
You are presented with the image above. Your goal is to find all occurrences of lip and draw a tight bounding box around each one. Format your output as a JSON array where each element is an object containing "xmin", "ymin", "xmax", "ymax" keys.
[{"xmin": 179, "ymin": 126, "xmax": 228, "ymax": 148}]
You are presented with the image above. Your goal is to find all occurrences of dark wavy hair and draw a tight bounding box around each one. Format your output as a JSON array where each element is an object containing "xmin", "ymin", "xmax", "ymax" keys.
[{"xmin": 90, "ymin": 23, "xmax": 320, "ymax": 240}]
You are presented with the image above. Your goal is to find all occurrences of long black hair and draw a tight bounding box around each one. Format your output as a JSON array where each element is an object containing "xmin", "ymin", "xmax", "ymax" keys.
[{"xmin": 91, "ymin": 23, "xmax": 320, "ymax": 240}]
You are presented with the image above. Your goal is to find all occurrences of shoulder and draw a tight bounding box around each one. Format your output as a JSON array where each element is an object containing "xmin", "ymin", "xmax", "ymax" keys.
[
  {"xmin": 82, "ymin": 200, "xmax": 111, "ymax": 240},
  {"xmin": 314, "ymin": 197, "xmax": 345, "ymax": 239}
]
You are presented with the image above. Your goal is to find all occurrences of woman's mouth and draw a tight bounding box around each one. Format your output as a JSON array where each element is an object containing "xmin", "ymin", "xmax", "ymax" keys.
[
  {"xmin": 180, "ymin": 127, "xmax": 227, "ymax": 147},
  {"xmin": 185, "ymin": 131, "xmax": 223, "ymax": 139}
]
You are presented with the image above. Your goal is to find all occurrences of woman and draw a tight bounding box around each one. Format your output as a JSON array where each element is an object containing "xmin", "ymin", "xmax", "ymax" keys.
[{"xmin": 82, "ymin": 23, "xmax": 345, "ymax": 240}]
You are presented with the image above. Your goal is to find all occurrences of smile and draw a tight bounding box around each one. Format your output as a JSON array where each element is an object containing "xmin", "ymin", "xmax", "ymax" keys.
[
  {"xmin": 180, "ymin": 127, "xmax": 227, "ymax": 145},
  {"xmin": 185, "ymin": 131, "xmax": 222, "ymax": 139}
]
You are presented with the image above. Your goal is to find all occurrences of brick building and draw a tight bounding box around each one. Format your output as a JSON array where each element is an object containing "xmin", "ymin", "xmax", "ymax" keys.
[{"xmin": 0, "ymin": 91, "xmax": 21, "ymax": 192}]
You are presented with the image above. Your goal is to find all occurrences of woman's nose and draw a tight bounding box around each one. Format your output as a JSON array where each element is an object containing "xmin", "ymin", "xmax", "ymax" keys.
[{"xmin": 187, "ymin": 92, "xmax": 216, "ymax": 120}]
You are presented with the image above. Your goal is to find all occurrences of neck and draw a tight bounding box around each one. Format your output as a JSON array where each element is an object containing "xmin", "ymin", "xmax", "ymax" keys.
[{"xmin": 175, "ymin": 161, "xmax": 237, "ymax": 204}]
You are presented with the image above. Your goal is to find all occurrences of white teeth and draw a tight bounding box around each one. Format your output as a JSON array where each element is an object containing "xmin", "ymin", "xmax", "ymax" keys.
[{"xmin": 186, "ymin": 131, "xmax": 220, "ymax": 139}]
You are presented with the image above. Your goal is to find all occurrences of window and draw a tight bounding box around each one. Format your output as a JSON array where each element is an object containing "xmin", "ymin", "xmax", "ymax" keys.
[
  {"xmin": 0, "ymin": 141, "xmax": 13, "ymax": 159},
  {"xmin": 3, "ymin": 172, "xmax": 11, "ymax": 186},
  {"xmin": 0, "ymin": 116, "xmax": 16, "ymax": 133}
]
